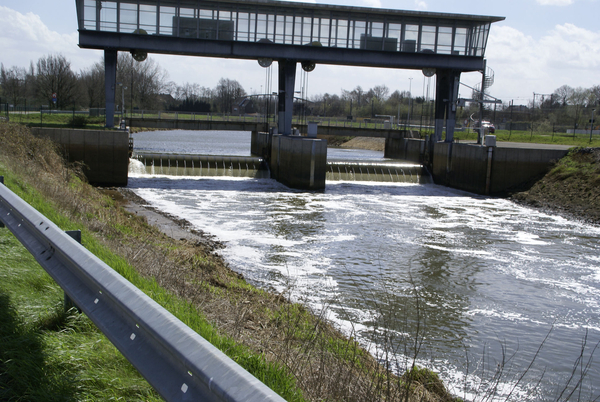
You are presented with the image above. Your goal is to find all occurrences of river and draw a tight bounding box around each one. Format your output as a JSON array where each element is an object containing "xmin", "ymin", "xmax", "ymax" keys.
[{"xmin": 129, "ymin": 130, "xmax": 600, "ymax": 401}]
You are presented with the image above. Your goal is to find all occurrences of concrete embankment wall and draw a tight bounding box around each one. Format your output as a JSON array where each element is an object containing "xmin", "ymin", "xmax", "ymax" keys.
[
  {"xmin": 31, "ymin": 128, "xmax": 129, "ymax": 186},
  {"xmin": 270, "ymin": 135, "xmax": 327, "ymax": 190},
  {"xmin": 432, "ymin": 143, "xmax": 489, "ymax": 194},
  {"xmin": 385, "ymin": 136, "xmax": 570, "ymax": 194},
  {"xmin": 385, "ymin": 137, "xmax": 426, "ymax": 163},
  {"xmin": 251, "ymin": 131, "xmax": 271, "ymax": 158},
  {"xmin": 432, "ymin": 142, "xmax": 569, "ymax": 194}
]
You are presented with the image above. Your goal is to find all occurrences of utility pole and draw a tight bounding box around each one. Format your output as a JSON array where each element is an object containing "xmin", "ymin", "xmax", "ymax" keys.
[{"xmin": 478, "ymin": 60, "xmax": 486, "ymax": 144}]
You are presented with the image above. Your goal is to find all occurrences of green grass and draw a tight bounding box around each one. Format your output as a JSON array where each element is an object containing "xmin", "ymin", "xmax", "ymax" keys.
[
  {"xmin": 9, "ymin": 113, "xmax": 107, "ymax": 129},
  {"xmin": 547, "ymin": 147, "xmax": 600, "ymax": 181},
  {"xmin": 0, "ymin": 168, "xmax": 305, "ymax": 401},
  {"xmin": 0, "ymin": 218, "xmax": 162, "ymax": 401},
  {"xmin": 14, "ymin": 111, "xmax": 600, "ymax": 147},
  {"xmin": 454, "ymin": 129, "xmax": 600, "ymax": 147}
]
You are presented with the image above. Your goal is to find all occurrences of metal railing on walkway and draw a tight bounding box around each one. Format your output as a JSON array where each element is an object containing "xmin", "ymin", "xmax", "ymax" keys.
[{"xmin": 0, "ymin": 177, "xmax": 285, "ymax": 402}]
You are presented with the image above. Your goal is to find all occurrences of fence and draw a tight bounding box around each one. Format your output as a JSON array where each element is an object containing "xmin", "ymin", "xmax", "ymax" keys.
[{"xmin": 0, "ymin": 177, "xmax": 285, "ymax": 402}]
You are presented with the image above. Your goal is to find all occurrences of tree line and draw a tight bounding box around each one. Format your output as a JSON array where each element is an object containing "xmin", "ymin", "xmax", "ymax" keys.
[
  {"xmin": 1, "ymin": 53, "xmax": 598, "ymax": 129},
  {"xmin": 0, "ymin": 53, "xmax": 247, "ymax": 114},
  {"xmin": 0, "ymin": 53, "xmax": 436, "ymax": 120}
]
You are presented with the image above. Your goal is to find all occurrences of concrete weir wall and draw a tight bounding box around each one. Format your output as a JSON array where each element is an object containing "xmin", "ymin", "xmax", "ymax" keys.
[
  {"xmin": 432, "ymin": 142, "xmax": 489, "ymax": 194},
  {"xmin": 431, "ymin": 142, "xmax": 569, "ymax": 194},
  {"xmin": 385, "ymin": 136, "xmax": 426, "ymax": 163},
  {"xmin": 270, "ymin": 135, "xmax": 327, "ymax": 190},
  {"xmin": 250, "ymin": 131, "xmax": 270, "ymax": 158},
  {"xmin": 31, "ymin": 128, "xmax": 129, "ymax": 186},
  {"xmin": 386, "ymin": 136, "xmax": 569, "ymax": 194}
]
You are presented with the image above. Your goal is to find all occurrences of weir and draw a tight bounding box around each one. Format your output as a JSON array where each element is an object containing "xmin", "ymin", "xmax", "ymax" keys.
[
  {"xmin": 327, "ymin": 162, "xmax": 431, "ymax": 184},
  {"xmin": 131, "ymin": 152, "xmax": 430, "ymax": 184},
  {"xmin": 76, "ymin": 0, "xmax": 504, "ymax": 191},
  {"xmin": 132, "ymin": 153, "xmax": 268, "ymax": 179}
]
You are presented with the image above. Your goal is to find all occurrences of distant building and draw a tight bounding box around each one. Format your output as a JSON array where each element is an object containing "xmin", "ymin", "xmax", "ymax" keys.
[
  {"xmin": 158, "ymin": 93, "xmax": 178, "ymax": 110},
  {"xmin": 507, "ymin": 104, "xmax": 529, "ymax": 112},
  {"xmin": 232, "ymin": 97, "xmax": 256, "ymax": 115}
]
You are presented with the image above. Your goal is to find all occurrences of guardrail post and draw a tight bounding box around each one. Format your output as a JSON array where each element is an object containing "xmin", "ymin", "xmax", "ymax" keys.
[
  {"xmin": 0, "ymin": 176, "xmax": 3, "ymax": 228},
  {"xmin": 64, "ymin": 229, "xmax": 82, "ymax": 313}
]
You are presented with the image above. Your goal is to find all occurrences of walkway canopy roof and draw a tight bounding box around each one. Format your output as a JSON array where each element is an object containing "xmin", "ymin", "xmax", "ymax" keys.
[{"xmin": 76, "ymin": 0, "xmax": 504, "ymax": 71}]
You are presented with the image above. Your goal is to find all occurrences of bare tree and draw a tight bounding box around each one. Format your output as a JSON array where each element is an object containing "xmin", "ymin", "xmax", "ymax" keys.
[
  {"xmin": 215, "ymin": 78, "xmax": 246, "ymax": 113},
  {"xmin": 79, "ymin": 61, "xmax": 105, "ymax": 109},
  {"xmin": 0, "ymin": 64, "xmax": 27, "ymax": 106},
  {"xmin": 35, "ymin": 54, "xmax": 79, "ymax": 109},
  {"xmin": 568, "ymin": 87, "xmax": 589, "ymax": 128},
  {"xmin": 372, "ymin": 84, "xmax": 390, "ymax": 101},
  {"xmin": 553, "ymin": 85, "xmax": 574, "ymax": 107},
  {"xmin": 116, "ymin": 53, "xmax": 169, "ymax": 111}
]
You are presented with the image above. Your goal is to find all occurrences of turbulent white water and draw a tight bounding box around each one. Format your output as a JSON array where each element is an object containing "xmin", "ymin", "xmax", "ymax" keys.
[{"xmin": 129, "ymin": 131, "xmax": 600, "ymax": 400}]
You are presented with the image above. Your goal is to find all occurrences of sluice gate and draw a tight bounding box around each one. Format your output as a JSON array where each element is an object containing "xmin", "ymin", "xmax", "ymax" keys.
[
  {"xmin": 132, "ymin": 152, "xmax": 430, "ymax": 184},
  {"xmin": 132, "ymin": 152, "xmax": 269, "ymax": 179},
  {"xmin": 327, "ymin": 161, "xmax": 432, "ymax": 184}
]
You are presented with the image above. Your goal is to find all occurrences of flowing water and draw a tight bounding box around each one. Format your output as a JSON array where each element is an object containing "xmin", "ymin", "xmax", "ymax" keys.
[{"xmin": 129, "ymin": 130, "xmax": 600, "ymax": 401}]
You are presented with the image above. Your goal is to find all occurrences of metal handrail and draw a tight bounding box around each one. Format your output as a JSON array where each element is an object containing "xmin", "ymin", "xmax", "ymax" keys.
[{"xmin": 0, "ymin": 178, "xmax": 285, "ymax": 402}]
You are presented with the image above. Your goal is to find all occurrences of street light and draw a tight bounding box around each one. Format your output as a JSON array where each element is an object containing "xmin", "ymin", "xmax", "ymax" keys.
[{"xmin": 591, "ymin": 108, "xmax": 596, "ymax": 143}]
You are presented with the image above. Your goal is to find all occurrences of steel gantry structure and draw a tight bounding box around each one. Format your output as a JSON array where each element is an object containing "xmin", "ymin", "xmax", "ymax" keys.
[{"xmin": 75, "ymin": 0, "xmax": 504, "ymax": 141}]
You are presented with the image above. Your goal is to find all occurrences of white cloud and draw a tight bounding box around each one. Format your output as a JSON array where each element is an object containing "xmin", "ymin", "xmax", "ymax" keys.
[
  {"xmin": 362, "ymin": 0, "xmax": 382, "ymax": 7},
  {"xmin": 480, "ymin": 23, "xmax": 600, "ymax": 101},
  {"xmin": 414, "ymin": 1, "xmax": 428, "ymax": 10},
  {"xmin": 536, "ymin": 0, "xmax": 574, "ymax": 5},
  {"xmin": 0, "ymin": 6, "xmax": 98, "ymax": 71},
  {"xmin": 2, "ymin": 4, "xmax": 599, "ymax": 103}
]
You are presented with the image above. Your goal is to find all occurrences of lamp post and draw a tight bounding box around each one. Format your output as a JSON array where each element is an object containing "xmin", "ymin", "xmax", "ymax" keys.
[{"xmin": 591, "ymin": 108, "xmax": 596, "ymax": 143}]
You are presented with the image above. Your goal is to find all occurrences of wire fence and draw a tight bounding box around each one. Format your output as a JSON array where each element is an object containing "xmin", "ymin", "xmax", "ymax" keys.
[{"xmin": 2, "ymin": 100, "xmax": 598, "ymax": 141}]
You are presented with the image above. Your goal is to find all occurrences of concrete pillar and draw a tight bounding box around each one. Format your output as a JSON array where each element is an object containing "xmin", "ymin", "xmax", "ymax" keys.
[
  {"xmin": 434, "ymin": 69, "xmax": 461, "ymax": 143},
  {"xmin": 433, "ymin": 71, "xmax": 447, "ymax": 143},
  {"xmin": 446, "ymin": 72, "xmax": 461, "ymax": 142},
  {"xmin": 250, "ymin": 130, "xmax": 271, "ymax": 159},
  {"xmin": 270, "ymin": 135, "xmax": 327, "ymax": 190},
  {"xmin": 277, "ymin": 60, "xmax": 297, "ymax": 136},
  {"xmin": 105, "ymin": 49, "xmax": 117, "ymax": 128}
]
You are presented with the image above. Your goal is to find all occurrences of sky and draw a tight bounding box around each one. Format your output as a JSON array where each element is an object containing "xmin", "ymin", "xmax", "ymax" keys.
[{"xmin": 1, "ymin": 0, "xmax": 599, "ymax": 106}]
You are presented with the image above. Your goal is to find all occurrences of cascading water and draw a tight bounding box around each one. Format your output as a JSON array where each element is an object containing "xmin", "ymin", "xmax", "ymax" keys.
[
  {"xmin": 325, "ymin": 162, "xmax": 431, "ymax": 184},
  {"xmin": 132, "ymin": 152, "xmax": 269, "ymax": 179}
]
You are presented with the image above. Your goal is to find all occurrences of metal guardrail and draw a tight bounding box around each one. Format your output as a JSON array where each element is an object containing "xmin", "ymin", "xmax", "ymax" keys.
[{"xmin": 0, "ymin": 177, "xmax": 285, "ymax": 402}]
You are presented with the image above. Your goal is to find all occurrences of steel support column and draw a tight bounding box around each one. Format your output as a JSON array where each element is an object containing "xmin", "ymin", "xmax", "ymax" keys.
[
  {"xmin": 105, "ymin": 49, "xmax": 117, "ymax": 128},
  {"xmin": 277, "ymin": 60, "xmax": 296, "ymax": 136},
  {"xmin": 434, "ymin": 69, "xmax": 461, "ymax": 143}
]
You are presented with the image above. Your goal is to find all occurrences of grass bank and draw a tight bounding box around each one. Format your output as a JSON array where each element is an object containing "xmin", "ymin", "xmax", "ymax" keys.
[
  {"xmin": 511, "ymin": 147, "xmax": 600, "ymax": 225},
  {"xmin": 0, "ymin": 123, "xmax": 302, "ymax": 401},
  {"xmin": 0, "ymin": 121, "xmax": 453, "ymax": 401},
  {"xmin": 453, "ymin": 129, "xmax": 600, "ymax": 147}
]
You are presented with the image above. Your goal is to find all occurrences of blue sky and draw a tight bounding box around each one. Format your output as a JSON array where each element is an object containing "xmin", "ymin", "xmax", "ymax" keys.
[{"xmin": 1, "ymin": 0, "xmax": 599, "ymax": 105}]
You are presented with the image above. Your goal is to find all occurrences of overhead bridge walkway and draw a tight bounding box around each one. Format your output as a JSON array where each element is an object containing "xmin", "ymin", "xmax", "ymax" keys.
[{"xmin": 76, "ymin": 0, "xmax": 503, "ymax": 189}]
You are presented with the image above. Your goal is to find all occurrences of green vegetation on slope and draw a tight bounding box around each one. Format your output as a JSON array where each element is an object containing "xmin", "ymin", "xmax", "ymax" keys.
[
  {"xmin": 0, "ymin": 121, "xmax": 457, "ymax": 402},
  {"xmin": 453, "ymin": 129, "xmax": 600, "ymax": 148},
  {"xmin": 511, "ymin": 147, "xmax": 600, "ymax": 224}
]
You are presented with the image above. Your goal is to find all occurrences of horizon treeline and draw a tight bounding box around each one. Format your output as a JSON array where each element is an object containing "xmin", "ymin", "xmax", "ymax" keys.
[{"xmin": 1, "ymin": 53, "xmax": 599, "ymax": 127}]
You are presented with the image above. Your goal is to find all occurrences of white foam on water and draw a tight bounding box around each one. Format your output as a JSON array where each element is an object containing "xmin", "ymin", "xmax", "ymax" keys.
[{"xmin": 127, "ymin": 166, "xmax": 600, "ymax": 400}]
